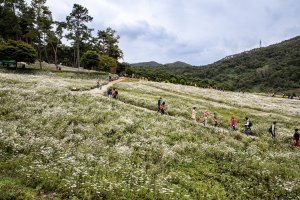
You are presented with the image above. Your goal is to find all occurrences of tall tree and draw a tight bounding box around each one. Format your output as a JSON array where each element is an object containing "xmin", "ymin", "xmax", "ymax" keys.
[
  {"xmin": 31, "ymin": 0, "xmax": 52, "ymax": 69},
  {"xmin": 66, "ymin": 4, "xmax": 93, "ymax": 70},
  {"xmin": 47, "ymin": 21, "xmax": 65, "ymax": 69},
  {"xmin": 0, "ymin": 0, "xmax": 27, "ymax": 40},
  {"xmin": 96, "ymin": 27, "xmax": 123, "ymax": 60},
  {"xmin": 19, "ymin": 4, "xmax": 35, "ymax": 44}
]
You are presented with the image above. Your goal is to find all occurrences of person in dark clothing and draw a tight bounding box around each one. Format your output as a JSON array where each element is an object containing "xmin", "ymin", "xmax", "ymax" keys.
[
  {"xmin": 157, "ymin": 97, "xmax": 162, "ymax": 112},
  {"xmin": 107, "ymin": 89, "xmax": 112, "ymax": 98},
  {"xmin": 213, "ymin": 113, "xmax": 218, "ymax": 127}
]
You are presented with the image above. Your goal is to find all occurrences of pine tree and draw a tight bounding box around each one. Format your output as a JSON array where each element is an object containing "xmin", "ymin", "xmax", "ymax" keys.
[
  {"xmin": 31, "ymin": 0, "xmax": 52, "ymax": 69},
  {"xmin": 0, "ymin": 0, "xmax": 27, "ymax": 40},
  {"xmin": 47, "ymin": 21, "xmax": 65, "ymax": 69},
  {"xmin": 96, "ymin": 27, "xmax": 123, "ymax": 60},
  {"xmin": 65, "ymin": 4, "xmax": 93, "ymax": 70}
]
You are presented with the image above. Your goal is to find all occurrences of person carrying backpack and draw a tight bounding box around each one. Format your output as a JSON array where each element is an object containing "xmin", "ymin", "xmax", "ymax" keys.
[
  {"xmin": 245, "ymin": 117, "xmax": 251, "ymax": 136},
  {"xmin": 293, "ymin": 129, "xmax": 299, "ymax": 147},
  {"xmin": 268, "ymin": 122, "xmax": 277, "ymax": 139}
]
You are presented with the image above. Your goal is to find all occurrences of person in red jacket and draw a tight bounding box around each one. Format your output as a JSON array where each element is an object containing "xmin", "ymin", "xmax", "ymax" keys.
[{"xmin": 230, "ymin": 116, "xmax": 236, "ymax": 131}]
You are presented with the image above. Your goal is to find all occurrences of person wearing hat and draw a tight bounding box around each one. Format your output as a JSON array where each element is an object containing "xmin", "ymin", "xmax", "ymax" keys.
[{"xmin": 293, "ymin": 129, "xmax": 300, "ymax": 147}]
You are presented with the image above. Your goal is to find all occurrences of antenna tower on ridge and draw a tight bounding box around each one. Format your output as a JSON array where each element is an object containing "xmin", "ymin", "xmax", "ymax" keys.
[{"xmin": 259, "ymin": 40, "xmax": 262, "ymax": 48}]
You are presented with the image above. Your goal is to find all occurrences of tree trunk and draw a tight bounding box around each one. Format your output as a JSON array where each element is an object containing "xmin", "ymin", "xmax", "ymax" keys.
[
  {"xmin": 77, "ymin": 41, "xmax": 80, "ymax": 71},
  {"xmin": 51, "ymin": 43, "xmax": 58, "ymax": 69},
  {"xmin": 44, "ymin": 46, "xmax": 49, "ymax": 63},
  {"xmin": 73, "ymin": 47, "xmax": 76, "ymax": 68},
  {"xmin": 38, "ymin": 44, "xmax": 42, "ymax": 69},
  {"xmin": 54, "ymin": 48, "xmax": 58, "ymax": 69}
]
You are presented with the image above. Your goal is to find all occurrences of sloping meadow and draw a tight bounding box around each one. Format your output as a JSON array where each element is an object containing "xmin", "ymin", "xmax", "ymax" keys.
[{"xmin": 0, "ymin": 74, "xmax": 299, "ymax": 199}]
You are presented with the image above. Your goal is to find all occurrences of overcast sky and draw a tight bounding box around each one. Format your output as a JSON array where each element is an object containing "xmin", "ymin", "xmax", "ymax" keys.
[{"xmin": 38, "ymin": 0, "xmax": 300, "ymax": 65}]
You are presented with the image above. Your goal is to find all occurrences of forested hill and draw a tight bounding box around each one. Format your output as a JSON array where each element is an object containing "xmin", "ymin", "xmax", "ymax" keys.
[
  {"xmin": 131, "ymin": 61, "xmax": 163, "ymax": 67},
  {"xmin": 129, "ymin": 36, "xmax": 300, "ymax": 93},
  {"xmin": 131, "ymin": 61, "xmax": 191, "ymax": 67}
]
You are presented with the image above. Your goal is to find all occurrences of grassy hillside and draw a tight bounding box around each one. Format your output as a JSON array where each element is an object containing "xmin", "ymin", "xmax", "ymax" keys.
[
  {"xmin": 130, "ymin": 36, "xmax": 300, "ymax": 93},
  {"xmin": 0, "ymin": 68, "xmax": 299, "ymax": 199}
]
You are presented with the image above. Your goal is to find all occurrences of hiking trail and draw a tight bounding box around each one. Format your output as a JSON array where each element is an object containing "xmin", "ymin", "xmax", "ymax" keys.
[
  {"xmin": 86, "ymin": 77, "xmax": 126, "ymax": 96},
  {"xmin": 77, "ymin": 77, "xmax": 255, "ymax": 137}
]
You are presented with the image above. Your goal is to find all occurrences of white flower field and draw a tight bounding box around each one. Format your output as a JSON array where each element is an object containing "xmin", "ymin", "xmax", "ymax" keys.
[{"xmin": 0, "ymin": 69, "xmax": 299, "ymax": 199}]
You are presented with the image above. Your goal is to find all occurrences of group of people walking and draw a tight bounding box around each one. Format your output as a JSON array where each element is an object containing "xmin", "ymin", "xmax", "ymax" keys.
[
  {"xmin": 192, "ymin": 107, "xmax": 238, "ymax": 129},
  {"xmin": 191, "ymin": 107, "xmax": 299, "ymax": 147},
  {"xmin": 157, "ymin": 97, "xmax": 166, "ymax": 114},
  {"xmin": 157, "ymin": 98, "xmax": 298, "ymax": 147},
  {"xmin": 107, "ymin": 88, "xmax": 118, "ymax": 99},
  {"xmin": 96, "ymin": 80, "xmax": 118, "ymax": 99},
  {"xmin": 192, "ymin": 107, "xmax": 218, "ymax": 127}
]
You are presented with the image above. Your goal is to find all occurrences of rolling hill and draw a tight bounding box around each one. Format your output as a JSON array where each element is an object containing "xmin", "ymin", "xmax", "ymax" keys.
[
  {"xmin": 0, "ymin": 65, "xmax": 299, "ymax": 199},
  {"xmin": 130, "ymin": 36, "xmax": 300, "ymax": 93},
  {"xmin": 131, "ymin": 61, "xmax": 163, "ymax": 67},
  {"xmin": 165, "ymin": 61, "xmax": 192, "ymax": 67},
  {"xmin": 131, "ymin": 61, "xmax": 192, "ymax": 67}
]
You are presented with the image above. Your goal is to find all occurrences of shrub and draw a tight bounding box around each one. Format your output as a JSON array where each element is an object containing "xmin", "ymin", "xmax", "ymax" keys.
[
  {"xmin": 81, "ymin": 50, "xmax": 100, "ymax": 70},
  {"xmin": 0, "ymin": 40, "xmax": 36, "ymax": 65},
  {"xmin": 99, "ymin": 54, "xmax": 117, "ymax": 72}
]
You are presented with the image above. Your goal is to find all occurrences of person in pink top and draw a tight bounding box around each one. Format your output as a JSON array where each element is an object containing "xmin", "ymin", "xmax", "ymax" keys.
[
  {"xmin": 231, "ymin": 116, "xmax": 236, "ymax": 130},
  {"xmin": 203, "ymin": 111, "xmax": 209, "ymax": 126}
]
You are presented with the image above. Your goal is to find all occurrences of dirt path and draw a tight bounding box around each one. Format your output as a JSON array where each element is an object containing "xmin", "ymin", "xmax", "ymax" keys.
[{"xmin": 87, "ymin": 77, "xmax": 126, "ymax": 96}]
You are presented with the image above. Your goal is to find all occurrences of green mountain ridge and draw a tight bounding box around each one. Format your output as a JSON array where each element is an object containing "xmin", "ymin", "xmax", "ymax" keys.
[
  {"xmin": 131, "ymin": 61, "xmax": 163, "ymax": 67},
  {"xmin": 131, "ymin": 61, "xmax": 192, "ymax": 67},
  {"xmin": 130, "ymin": 36, "xmax": 300, "ymax": 92}
]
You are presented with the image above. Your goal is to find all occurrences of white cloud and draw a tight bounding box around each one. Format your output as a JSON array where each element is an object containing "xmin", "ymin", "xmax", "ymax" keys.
[{"xmin": 28, "ymin": 0, "xmax": 300, "ymax": 65}]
